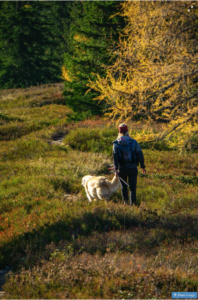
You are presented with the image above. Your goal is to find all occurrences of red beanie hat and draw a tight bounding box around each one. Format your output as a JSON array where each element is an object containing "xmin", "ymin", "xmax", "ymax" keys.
[{"xmin": 119, "ymin": 125, "xmax": 128, "ymax": 133}]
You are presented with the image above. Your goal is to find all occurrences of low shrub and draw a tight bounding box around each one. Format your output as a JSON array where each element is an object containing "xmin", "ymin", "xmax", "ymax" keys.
[{"xmin": 63, "ymin": 127, "xmax": 118, "ymax": 156}]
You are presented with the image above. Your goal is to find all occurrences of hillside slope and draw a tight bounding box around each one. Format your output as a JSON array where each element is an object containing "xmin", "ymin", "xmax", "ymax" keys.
[{"xmin": 0, "ymin": 84, "xmax": 198, "ymax": 299}]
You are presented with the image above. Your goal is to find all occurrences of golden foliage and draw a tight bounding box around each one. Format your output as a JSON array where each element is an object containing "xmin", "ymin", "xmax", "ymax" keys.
[
  {"xmin": 74, "ymin": 33, "xmax": 88, "ymax": 43},
  {"xmin": 61, "ymin": 66, "xmax": 73, "ymax": 82},
  {"xmin": 88, "ymin": 1, "xmax": 198, "ymax": 149},
  {"xmin": 61, "ymin": 34, "xmax": 90, "ymax": 81},
  {"xmin": 73, "ymin": 34, "xmax": 90, "ymax": 55}
]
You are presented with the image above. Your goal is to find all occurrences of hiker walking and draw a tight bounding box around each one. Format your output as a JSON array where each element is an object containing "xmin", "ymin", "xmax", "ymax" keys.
[{"xmin": 112, "ymin": 123, "xmax": 146, "ymax": 206}]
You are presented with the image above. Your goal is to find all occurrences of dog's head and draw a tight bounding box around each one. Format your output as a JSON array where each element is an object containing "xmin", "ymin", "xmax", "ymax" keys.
[{"xmin": 82, "ymin": 175, "xmax": 93, "ymax": 186}]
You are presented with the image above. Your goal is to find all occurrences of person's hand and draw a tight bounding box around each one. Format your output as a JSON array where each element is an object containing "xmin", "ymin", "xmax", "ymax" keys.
[
  {"xmin": 142, "ymin": 168, "xmax": 146, "ymax": 175},
  {"xmin": 115, "ymin": 170, "xmax": 119, "ymax": 177}
]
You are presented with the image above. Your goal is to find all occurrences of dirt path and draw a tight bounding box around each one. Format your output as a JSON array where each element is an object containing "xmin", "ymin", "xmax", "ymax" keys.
[{"xmin": 50, "ymin": 131, "xmax": 67, "ymax": 145}]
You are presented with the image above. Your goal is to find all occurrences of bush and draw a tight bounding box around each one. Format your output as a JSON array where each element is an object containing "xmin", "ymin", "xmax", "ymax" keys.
[
  {"xmin": 65, "ymin": 110, "xmax": 93, "ymax": 124},
  {"xmin": 63, "ymin": 127, "xmax": 117, "ymax": 156}
]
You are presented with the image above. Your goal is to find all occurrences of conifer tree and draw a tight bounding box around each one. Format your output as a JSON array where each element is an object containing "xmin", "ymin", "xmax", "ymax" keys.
[
  {"xmin": 0, "ymin": 1, "xmax": 61, "ymax": 89},
  {"xmin": 89, "ymin": 1, "xmax": 198, "ymax": 149},
  {"xmin": 47, "ymin": 2, "xmax": 71, "ymax": 67},
  {"xmin": 62, "ymin": 1, "xmax": 125, "ymax": 115}
]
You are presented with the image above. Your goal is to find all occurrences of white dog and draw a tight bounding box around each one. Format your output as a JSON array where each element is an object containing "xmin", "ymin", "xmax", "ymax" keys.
[{"xmin": 82, "ymin": 174, "xmax": 120, "ymax": 202}]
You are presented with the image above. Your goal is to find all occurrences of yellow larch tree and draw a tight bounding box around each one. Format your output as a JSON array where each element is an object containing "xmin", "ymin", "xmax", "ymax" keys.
[{"xmin": 88, "ymin": 1, "xmax": 198, "ymax": 150}]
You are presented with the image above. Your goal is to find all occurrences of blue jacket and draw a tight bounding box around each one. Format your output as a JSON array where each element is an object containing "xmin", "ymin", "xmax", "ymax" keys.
[{"xmin": 112, "ymin": 136, "xmax": 145, "ymax": 170}]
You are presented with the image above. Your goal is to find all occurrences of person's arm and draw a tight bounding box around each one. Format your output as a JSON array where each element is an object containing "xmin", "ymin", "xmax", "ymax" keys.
[
  {"xmin": 112, "ymin": 142, "xmax": 119, "ymax": 171},
  {"xmin": 135, "ymin": 141, "xmax": 146, "ymax": 173}
]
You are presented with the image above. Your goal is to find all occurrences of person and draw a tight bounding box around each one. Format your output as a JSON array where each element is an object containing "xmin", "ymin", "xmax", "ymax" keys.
[{"xmin": 112, "ymin": 123, "xmax": 146, "ymax": 206}]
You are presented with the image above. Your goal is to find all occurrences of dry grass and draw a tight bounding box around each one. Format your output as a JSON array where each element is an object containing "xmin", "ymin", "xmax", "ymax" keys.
[{"xmin": 3, "ymin": 232, "xmax": 198, "ymax": 298}]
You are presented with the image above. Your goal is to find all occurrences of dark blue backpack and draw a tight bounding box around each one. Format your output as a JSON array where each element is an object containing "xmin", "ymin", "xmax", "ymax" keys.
[{"xmin": 115, "ymin": 139, "xmax": 137, "ymax": 165}]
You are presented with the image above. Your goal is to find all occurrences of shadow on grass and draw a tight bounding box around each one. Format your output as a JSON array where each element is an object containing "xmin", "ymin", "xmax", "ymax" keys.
[
  {"xmin": 0, "ymin": 120, "xmax": 61, "ymax": 141},
  {"xmin": 0, "ymin": 205, "xmax": 198, "ymax": 272},
  {"xmin": 0, "ymin": 113, "xmax": 24, "ymax": 123},
  {"xmin": 29, "ymin": 96, "xmax": 67, "ymax": 108}
]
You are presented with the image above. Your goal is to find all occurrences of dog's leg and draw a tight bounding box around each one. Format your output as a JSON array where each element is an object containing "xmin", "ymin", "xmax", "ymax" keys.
[
  {"xmin": 96, "ymin": 187, "xmax": 110, "ymax": 202},
  {"xmin": 86, "ymin": 192, "xmax": 93, "ymax": 202},
  {"xmin": 91, "ymin": 189, "xmax": 99, "ymax": 201},
  {"xmin": 95, "ymin": 188, "xmax": 103, "ymax": 201},
  {"xmin": 84, "ymin": 185, "xmax": 93, "ymax": 202}
]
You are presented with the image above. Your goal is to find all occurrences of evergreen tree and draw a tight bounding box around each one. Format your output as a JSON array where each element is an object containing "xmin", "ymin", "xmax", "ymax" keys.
[
  {"xmin": 53, "ymin": 2, "xmax": 71, "ymax": 55},
  {"xmin": 0, "ymin": 1, "xmax": 61, "ymax": 89},
  {"xmin": 46, "ymin": 2, "xmax": 71, "ymax": 69},
  {"xmin": 62, "ymin": 1, "xmax": 125, "ymax": 115}
]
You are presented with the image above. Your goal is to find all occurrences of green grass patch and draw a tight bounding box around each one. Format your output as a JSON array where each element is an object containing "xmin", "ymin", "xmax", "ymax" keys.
[
  {"xmin": 1, "ymin": 138, "xmax": 53, "ymax": 160},
  {"xmin": 63, "ymin": 127, "xmax": 118, "ymax": 156}
]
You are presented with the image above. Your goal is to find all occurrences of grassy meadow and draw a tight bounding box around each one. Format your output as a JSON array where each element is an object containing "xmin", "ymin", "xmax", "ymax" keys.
[{"xmin": 0, "ymin": 83, "xmax": 198, "ymax": 299}]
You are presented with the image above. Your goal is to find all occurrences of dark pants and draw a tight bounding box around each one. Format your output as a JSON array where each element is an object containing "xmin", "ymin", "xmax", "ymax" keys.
[{"xmin": 118, "ymin": 167, "xmax": 138, "ymax": 205}]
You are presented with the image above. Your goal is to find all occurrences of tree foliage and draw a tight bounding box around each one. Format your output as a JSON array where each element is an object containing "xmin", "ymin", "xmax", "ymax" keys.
[
  {"xmin": 89, "ymin": 1, "xmax": 198, "ymax": 149},
  {"xmin": 0, "ymin": 1, "xmax": 65, "ymax": 89},
  {"xmin": 62, "ymin": 1, "xmax": 125, "ymax": 115}
]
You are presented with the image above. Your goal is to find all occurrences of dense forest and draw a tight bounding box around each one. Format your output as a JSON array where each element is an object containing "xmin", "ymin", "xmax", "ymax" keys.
[
  {"xmin": 0, "ymin": 2, "xmax": 65, "ymax": 88},
  {"xmin": 0, "ymin": 1, "xmax": 125, "ymax": 113}
]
